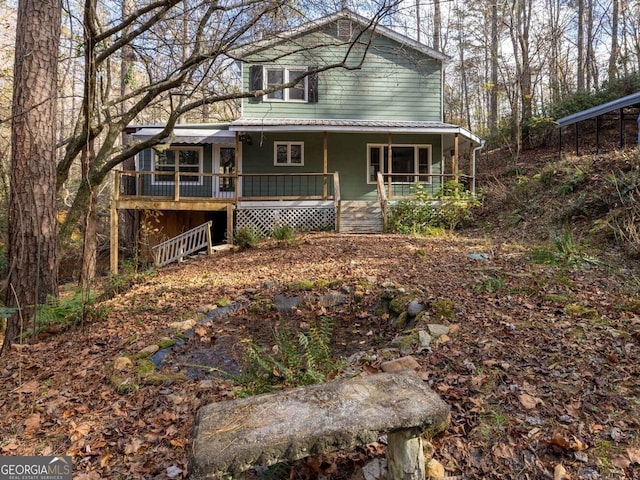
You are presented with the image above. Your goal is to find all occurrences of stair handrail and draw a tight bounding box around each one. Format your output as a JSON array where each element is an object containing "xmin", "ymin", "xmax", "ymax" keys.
[
  {"xmin": 334, "ymin": 171, "xmax": 341, "ymax": 232},
  {"xmin": 376, "ymin": 171, "xmax": 388, "ymax": 232},
  {"xmin": 152, "ymin": 221, "xmax": 213, "ymax": 267}
]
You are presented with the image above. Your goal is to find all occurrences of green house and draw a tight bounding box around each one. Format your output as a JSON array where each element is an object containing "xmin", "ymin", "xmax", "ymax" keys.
[{"xmin": 111, "ymin": 9, "xmax": 482, "ymax": 270}]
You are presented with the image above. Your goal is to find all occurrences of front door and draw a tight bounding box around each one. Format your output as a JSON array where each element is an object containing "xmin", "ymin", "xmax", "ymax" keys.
[{"xmin": 214, "ymin": 144, "xmax": 237, "ymax": 198}]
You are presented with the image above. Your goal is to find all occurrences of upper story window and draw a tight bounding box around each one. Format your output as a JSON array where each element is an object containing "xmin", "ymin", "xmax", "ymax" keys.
[
  {"xmin": 249, "ymin": 65, "xmax": 318, "ymax": 104},
  {"xmin": 367, "ymin": 144, "xmax": 432, "ymax": 184},
  {"xmin": 265, "ymin": 67, "xmax": 308, "ymax": 102},
  {"xmin": 152, "ymin": 146, "xmax": 203, "ymax": 185},
  {"xmin": 274, "ymin": 142, "xmax": 304, "ymax": 166}
]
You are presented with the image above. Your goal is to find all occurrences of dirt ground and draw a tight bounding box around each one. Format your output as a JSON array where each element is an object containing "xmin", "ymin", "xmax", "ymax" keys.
[{"xmin": 1, "ymin": 232, "xmax": 639, "ymax": 479}]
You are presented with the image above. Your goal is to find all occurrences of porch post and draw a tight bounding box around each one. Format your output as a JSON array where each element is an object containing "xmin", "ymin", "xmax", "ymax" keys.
[
  {"xmin": 452, "ymin": 133, "xmax": 459, "ymax": 179},
  {"xmin": 110, "ymin": 201, "xmax": 119, "ymax": 274},
  {"xmin": 226, "ymin": 204, "xmax": 234, "ymax": 245},
  {"xmin": 235, "ymin": 132, "xmax": 240, "ymax": 203},
  {"xmin": 468, "ymin": 144, "xmax": 473, "ymax": 187},
  {"xmin": 323, "ymin": 131, "xmax": 328, "ymax": 199},
  {"xmin": 387, "ymin": 132, "xmax": 393, "ymax": 199}
]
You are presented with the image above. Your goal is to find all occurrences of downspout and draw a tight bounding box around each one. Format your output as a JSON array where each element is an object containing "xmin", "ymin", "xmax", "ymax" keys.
[{"xmin": 471, "ymin": 140, "xmax": 485, "ymax": 195}]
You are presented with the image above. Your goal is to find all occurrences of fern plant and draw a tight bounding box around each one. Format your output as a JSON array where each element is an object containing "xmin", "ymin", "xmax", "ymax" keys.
[{"xmin": 237, "ymin": 316, "xmax": 342, "ymax": 395}]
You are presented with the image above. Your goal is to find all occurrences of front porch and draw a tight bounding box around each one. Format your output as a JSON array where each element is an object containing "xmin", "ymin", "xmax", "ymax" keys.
[{"xmin": 109, "ymin": 170, "xmax": 475, "ymax": 273}]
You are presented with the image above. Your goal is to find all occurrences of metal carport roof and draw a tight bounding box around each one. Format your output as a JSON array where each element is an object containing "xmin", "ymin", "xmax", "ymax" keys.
[{"xmin": 556, "ymin": 91, "xmax": 640, "ymax": 128}]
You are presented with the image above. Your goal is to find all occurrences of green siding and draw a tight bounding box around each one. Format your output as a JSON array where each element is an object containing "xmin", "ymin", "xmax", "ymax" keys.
[
  {"xmin": 242, "ymin": 26, "xmax": 443, "ymax": 121},
  {"xmin": 241, "ymin": 132, "xmax": 443, "ymax": 201}
]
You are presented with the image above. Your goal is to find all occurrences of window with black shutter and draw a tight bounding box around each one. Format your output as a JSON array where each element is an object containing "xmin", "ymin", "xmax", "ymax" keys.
[{"xmin": 249, "ymin": 65, "xmax": 263, "ymax": 103}]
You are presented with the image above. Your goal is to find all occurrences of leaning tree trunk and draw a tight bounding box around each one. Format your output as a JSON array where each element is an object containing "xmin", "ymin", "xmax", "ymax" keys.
[{"xmin": 3, "ymin": 0, "xmax": 61, "ymax": 352}]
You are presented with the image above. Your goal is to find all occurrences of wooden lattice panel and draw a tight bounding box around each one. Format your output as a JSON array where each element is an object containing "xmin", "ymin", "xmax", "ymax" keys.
[{"xmin": 236, "ymin": 206, "xmax": 336, "ymax": 236}]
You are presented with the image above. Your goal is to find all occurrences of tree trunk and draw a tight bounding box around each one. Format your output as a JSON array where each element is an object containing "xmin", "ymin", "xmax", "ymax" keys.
[
  {"xmin": 577, "ymin": 0, "xmax": 585, "ymax": 91},
  {"xmin": 120, "ymin": 0, "xmax": 138, "ymax": 258},
  {"xmin": 78, "ymin": 0, "xmax": 98, "ymax": 290},
  {"xmin": 488, "ymin": 0, "xmax": 499, "ymax": 133},
  {"xmin": 433, "ymin": 0, "xmax": 441, "ymax": 51},
  {"xmin": 608, "ymin": 0, "xmax": 619, "ymax": 82},
  {"xmin": 3, "ymin": 0, "xmax": 61, "ymax": 351}
]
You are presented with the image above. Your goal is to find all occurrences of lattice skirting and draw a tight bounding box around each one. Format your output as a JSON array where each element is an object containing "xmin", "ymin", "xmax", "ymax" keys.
[{"xmin": 236, "ymin": 205, "xmax": 336, "ymax": 236}]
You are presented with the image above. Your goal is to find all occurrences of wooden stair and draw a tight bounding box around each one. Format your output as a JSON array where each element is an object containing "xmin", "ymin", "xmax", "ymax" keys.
[{"xmin": 339, "ymin": 201, "xmax": 384, "ymax": 233}]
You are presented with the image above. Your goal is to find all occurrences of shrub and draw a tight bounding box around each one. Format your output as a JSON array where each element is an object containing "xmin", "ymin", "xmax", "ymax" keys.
[
  {"xmin": 234, "ymin": 226, "xmax": 262, "ymax": 249},
  {"xmin": 389, "ymin": 181, "xmax": 480, "ymax": 233},
  {"xmin": 271, "ymin": 223, "xmax": 295, "ymax": 242}
]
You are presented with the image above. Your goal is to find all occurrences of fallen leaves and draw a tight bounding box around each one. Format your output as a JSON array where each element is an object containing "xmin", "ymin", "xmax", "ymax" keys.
[
  {"xmin": 1, "ymin": 233, "xmax": 639, "ymax": 480},
  {"xmin": 548, "ymin": 431, "xmax": 588, "ymax": 452},
  {"xmin": 518, "ymin": 393, "xmax": 544, "ymax": 410},
  {"xmin": 23, "ymin": 413, "xmax": 41, "ymax": 436},
  {"xmin": 70, "ymin": 421, "xmax": 94, "ymax": 442}
]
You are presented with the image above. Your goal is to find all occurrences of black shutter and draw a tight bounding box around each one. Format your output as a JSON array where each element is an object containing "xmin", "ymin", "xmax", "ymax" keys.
[
  {"xmin": 249, "ymin": 65, "xmax": 263, "ymax": 104},
  {"xmin": 308, "ymin": 67, "xmax": 319, "ymax": 103}
]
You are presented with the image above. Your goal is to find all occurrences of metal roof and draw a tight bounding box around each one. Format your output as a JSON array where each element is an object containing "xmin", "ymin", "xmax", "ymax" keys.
[
  {"xmin": 556, "ymin": 91, "xmax": 640, "ymax": 128},
  {"xmin": 131, "ymin": 127, "xmax": 235, "ymax": 144},
  {"xmin": 230, "ymin": 118, "xmax": 482, "ymax": 145}
]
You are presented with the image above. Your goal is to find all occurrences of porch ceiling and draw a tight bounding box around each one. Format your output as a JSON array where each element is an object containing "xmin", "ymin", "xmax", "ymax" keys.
[{"xmin": 230, "ymin": 118, "xmax": 482, "ymax": 145}]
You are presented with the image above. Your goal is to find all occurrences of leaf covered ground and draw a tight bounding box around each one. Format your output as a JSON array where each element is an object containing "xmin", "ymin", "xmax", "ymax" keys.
[{"xmin": 1, "ymin": 229, "xmax": 639, "ymax": 479}]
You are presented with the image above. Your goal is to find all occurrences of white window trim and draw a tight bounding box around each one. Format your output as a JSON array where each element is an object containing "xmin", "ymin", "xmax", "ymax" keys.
[
  {"xmin": 263, "ymin": 66, "xmax": 309, "ymax": 103},
  {"xmin": 366, "ymin": 143, "xmax": 432, "ymax": 184},
  {"xmin": 274, "ymin": 141, "xmax": 305, "ymax": 166},
  {"xmin": 152, "ymin": 146, "xmax": 204, "ymax": 185}
]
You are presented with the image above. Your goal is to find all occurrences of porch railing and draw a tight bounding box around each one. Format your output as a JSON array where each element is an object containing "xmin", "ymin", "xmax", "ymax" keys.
[
  {"xmin": 377, "ymin": 173, "xmax": 474, "ymax": 199},
  {"xmin": 114, "ymin": 171, "xmax": 336, "ymax": 202},
  {"xmin": 152, "ymin": 221, "xmax": 213, "ymax": 267}
]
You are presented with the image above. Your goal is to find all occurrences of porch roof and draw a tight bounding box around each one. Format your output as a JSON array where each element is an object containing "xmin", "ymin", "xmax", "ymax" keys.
[
  {"xmin": 131, "ymin": 127, "xmax": 235, "ymax": 144},
  {"xmin": 230, "ymin": 118, "xmax": 482, "ymax": 145}
]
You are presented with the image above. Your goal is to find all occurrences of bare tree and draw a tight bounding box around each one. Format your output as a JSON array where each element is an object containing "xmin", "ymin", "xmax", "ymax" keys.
[
  {"xmin": 56, "ymin": 0, "xmax": 398, "ymax": 288},
  {"xmin": 3, "ymin": 0, "xmax": 61, "ymax": 351},
  {"xmin": 488, "ymin": 0, "xmax": 499, "ymax": 134},
  {"xmin": 608, "ymin": 0, "xmax": 619, "ymax": 82},
  {"xmin": 577, "ymin": 0, "xmax": 585, "ymax": 91}
]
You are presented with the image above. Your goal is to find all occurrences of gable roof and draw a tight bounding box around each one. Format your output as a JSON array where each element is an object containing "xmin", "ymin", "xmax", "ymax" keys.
[
  {"xmin": 233, "ymin": 8, "xmax": 450, "ymax": 64},
  {"xmin": 556, "ymin": 91, "xmax": 640, "ymax": 128}
]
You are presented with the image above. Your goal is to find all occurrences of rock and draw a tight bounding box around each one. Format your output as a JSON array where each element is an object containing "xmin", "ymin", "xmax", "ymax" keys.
[
  {"xmin": 407, "ymin": 300, "xmax": 424, "ymax": 317},
  {"xmin": 169, "ymin": 318, "xmax": 197, "ymax": 331},
  {"xmin": 433, "ymin": 334, "xmax": 450, "ymax": 346},
  {"xmin": 389, "ymin": 294, "xmax": 413, "ymax": 315},
  {"xmin": 448, "ymin": 324, "xmax": 460, "ymax": 335},
  {"xmin": 390, "ymin": 335, "xmax": 416, "ymax": 356},
  {"xmin": 166, "ymin": 465, "xmax": 183, "ymax": 478},
  {"xmin": 426, "ymin": 458, "xmax": 445, "ymax": 479},
  {"xmin": 395, "ymin": 312, "xmax": 409, "ymax": 329},
  {"xmin": 418, "ymin": 330, "xmax": 432, "ymax": 350},
  {"xmin": 113, "ymin": 356, "xmax": 133, "ymax": 371},
  {"xmin": 427, "ymin": 324, "xmax": 450, "ymax": 338},
  {"xmin": 362, "ymin": 458, "xmax": 387, "ymax": 480},
  {"xmin": 139, "ymin": 344, "xmax": 159, "ymax": 356},
  {"xmin": 197, "ymin": 304, "xmax": 216, "ymax": 314},
  {"xmin": 319, "ymin": 291, "xmax": 348, "ymax": 307},
  {"xmin": 273, "ymin": 294, "xmax": 300, "ymax": 312},
  {"xmin": 380, "ymin": 356, "xmax": 421, "ymax": 373},
  {"xmin": 467, "ymin": 253, "xmax": 489, "ymax": 260}
]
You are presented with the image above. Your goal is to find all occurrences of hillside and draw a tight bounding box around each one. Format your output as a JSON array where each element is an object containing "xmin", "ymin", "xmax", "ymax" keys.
[{"xmin": 0, "ymin": 147, "xmax": 639, "ymax": 479}]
